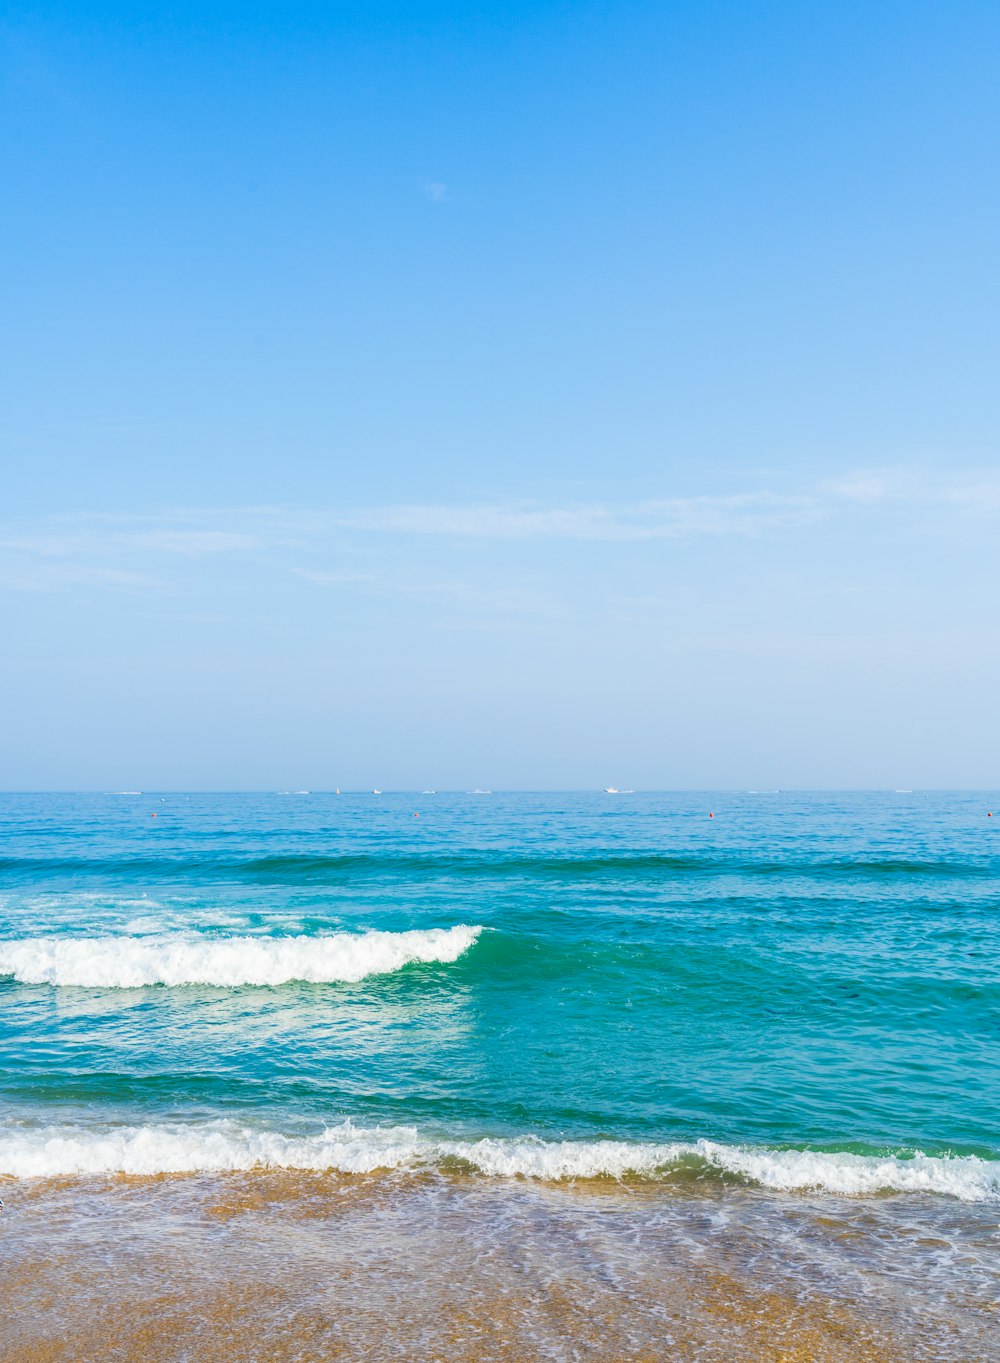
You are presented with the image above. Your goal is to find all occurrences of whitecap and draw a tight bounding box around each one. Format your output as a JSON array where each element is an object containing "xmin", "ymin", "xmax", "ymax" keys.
[
  {"xmin": 0, "ymin": 925, "xmax": 482, "ymax": 988},
  {"xmin": 0, "ymin": 1120, "xmax": 995, "ymax": 1201}
]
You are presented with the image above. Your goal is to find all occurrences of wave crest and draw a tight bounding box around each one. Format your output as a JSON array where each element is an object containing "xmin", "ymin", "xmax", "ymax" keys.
[
  {"xmin": 0, "ymin": 926, "xmax": 482, "ymax": 988},
  {"xmin": 0, "ymin": 1120, "xmax": 995, "ymax": 1200}
]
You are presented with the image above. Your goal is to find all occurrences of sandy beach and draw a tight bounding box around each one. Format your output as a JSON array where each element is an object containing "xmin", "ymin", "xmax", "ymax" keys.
[{"xmin": 3, "ymin": 1171, "xmax": 996, "ymax": 1362}]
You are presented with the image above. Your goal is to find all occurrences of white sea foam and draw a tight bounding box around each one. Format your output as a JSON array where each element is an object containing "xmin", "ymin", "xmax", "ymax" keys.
[
  {"xmin": 0, "ymin": 1120, "xmax": 995, "ymax": 1200},
  {"xmin": 0, "ymin": 926, "xmax": 482, "ymax": 988},
  {"xmin": 695, "ymin": 1141, "xmax": 999, "ymax": 1200}
]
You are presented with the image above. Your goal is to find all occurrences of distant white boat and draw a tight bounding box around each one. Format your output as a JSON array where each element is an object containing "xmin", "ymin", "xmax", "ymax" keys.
[
  {"xmin": 422, "ymin": 790, "xmax": 436, "ymax": 795},
  {"xmin": 372, "ymin": 789, "xmax": 382, "ymax": 795},
  {"xmin": 604, "ymin": 787, "xmax": 620, "ymax": 794},
  {"xmin": 471, "ymin": 789, "xmax": 492, "ymax": 795}
]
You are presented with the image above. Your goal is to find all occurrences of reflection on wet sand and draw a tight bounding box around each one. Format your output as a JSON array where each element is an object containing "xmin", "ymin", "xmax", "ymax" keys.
[{"xmin": 2, "ymin": 1172, "xmax": 995, "ymax": 1362}]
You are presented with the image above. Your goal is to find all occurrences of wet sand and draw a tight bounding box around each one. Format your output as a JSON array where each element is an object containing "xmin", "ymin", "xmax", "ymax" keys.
[{"xmin": 1, "ymin": 1172, "xmax": 995, "ymax": 1361}]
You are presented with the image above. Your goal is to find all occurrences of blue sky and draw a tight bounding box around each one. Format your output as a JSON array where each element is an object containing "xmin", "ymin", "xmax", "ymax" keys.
[{"xmin": 2, "ymin": 1, "xmax": 998, "ymax": 789}]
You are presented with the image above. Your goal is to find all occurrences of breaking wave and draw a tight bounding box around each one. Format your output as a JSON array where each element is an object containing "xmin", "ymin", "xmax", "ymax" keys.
[
  {"xmin": 0, "ymin": 926, "xmax": 482, "ymax": 988},
  {"xmin": 0, "ymin": 1120, "xmax": 995, "ymax": 1200}
]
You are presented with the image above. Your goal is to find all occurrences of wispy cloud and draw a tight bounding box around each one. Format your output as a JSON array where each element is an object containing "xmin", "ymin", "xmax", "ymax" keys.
[
  {"xmin": 346, "ymin": 470, "xmax": 1000, "ymax": 541},
  {"xmin": 293, "ymin": 567, "xmax": 556, "ymax": 616},
  {"xmin": 0, "ymin": 507, "xmax": 319, "ymax": 565},
  {"xmin": 1, "ymin": 467, "xmax": 996, "ymax": 597},
  {"xmin": 0, "ymin": 528, "xmax": 259, "ymax": 557},
  {"xmin": 422, "ymin": 181, "xmax": 449, "ymax": 203},
  {"xmin": 821, "ymin": 467, "xmax": 1000, "ymax": 511},
  {"xmin": 0, "ymin": 509, "xmax": 289, "ymax": 592},
  {"xmin": 343, "ymin": 493, "xmax": 818, "ymax": 540},
  {"xmin": 0, "ymin": 562, "xmax": 162, "ymax": 593}
]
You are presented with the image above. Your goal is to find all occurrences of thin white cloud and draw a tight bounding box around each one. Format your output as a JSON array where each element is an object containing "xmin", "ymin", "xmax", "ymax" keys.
[
  {"xmin": 0, "ymin": 506, "xmax": 320, "ymax": 565},
  {"xmin": 293, "ymin": 566, "xmax": 557, "ymax": 617},
  {"xmin": 822, "ymin": 473, "xmax": 898, "ymax": 504},
  {"xmin": 343, "ymin": 493, "xmax": 819, "ymax": 540},
  {"xmin": 1, "ymin": 467, "xmax": 995, "ymax": 597},
  {"xmin": 0, "ymin": 510, "xmax": 279, "ymax": 592},
  {"xmin": 939, "ymin": 478, "xmax": 1000, "ymax": 511},
  {"xmin": 0, "ymin": 562, "xmax": 162, "ymax": 592},
  {"xmin": 821, "ymin": 467, "xmax": 1000, "ymax": 509},
  {"xmin": 0, "ymin": 528, "xmax": 258, "ymax": 557}
]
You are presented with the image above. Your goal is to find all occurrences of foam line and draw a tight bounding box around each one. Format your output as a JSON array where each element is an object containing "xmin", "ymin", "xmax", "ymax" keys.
[
  {"xmin": 0, "ymin": 926, "xmax": 482, "ymax": 987},
  {"xmin": 0, "ymin": 1121, "xmax": 995, "ymax": 1200}
]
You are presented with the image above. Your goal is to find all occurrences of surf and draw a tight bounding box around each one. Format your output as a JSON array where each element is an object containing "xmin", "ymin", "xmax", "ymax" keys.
[
  {"xmin": 0, "ymin": 1118, "xmax": 995, "ymax": 1201},
  {"xmin": 0, "ymin": 925, "xmax": 483, "ymax": 988}
]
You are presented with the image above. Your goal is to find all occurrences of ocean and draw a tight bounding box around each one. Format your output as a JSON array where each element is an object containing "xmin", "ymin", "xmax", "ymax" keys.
[{"xmin": 1, "ymin": 790, "xmax": 997, "ymax": 1360}]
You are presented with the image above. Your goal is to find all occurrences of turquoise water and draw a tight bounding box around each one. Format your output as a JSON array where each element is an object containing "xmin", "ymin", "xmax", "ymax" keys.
[{"xmin": 0, "ymin": 790, "xmax": 997, "ymax": 1195}]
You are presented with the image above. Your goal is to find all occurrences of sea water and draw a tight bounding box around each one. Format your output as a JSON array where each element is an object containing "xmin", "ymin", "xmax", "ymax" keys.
[
  {"xmin": 0, "ymin": 789, "xmax": 997, "ymax": 1185},
  {"xmin": 0, "ymin": 790, "xmax": 997, "ymax": 1357}
]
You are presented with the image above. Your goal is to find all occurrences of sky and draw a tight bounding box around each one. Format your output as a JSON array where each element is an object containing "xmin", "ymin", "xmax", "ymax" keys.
[{"xmin": 1, "ymin": 0, "xmax": 998, "ymax": 790}]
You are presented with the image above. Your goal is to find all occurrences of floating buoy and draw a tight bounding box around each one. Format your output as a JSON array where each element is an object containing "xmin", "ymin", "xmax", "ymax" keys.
[
  {"xmin": 709, "ymin": 812, "xmax": 714, "ymax": 818},
  {"xmin": 151, "ymin": 813, "xmax": 157, "ymax": 818}
]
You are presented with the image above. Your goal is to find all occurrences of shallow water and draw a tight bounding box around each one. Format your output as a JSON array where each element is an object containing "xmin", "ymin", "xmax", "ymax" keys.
[{"xmin": 1, "ymin": 1170, "xmax": 997, "ymax": 1361}]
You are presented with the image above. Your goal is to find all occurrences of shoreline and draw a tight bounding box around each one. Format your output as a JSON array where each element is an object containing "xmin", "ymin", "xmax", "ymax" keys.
[
  {"xmin": 2, "ymin": 1170, "xmax": 995, "ymax": 1361},
  {"xmin": 1, "ymin": 1112, "xmax": 995, "ymax": 1198}
]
